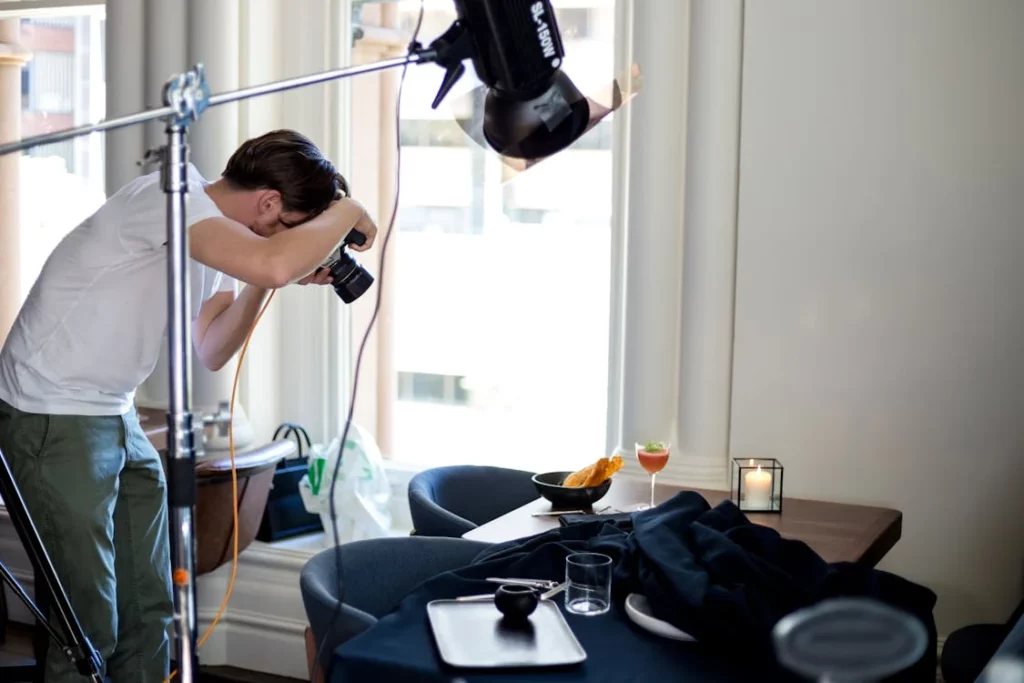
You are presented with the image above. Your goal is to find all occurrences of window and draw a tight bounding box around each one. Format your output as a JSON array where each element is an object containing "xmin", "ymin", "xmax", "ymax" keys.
[
  {"xmin": 502, "ymin": 207, "xmax": 549, "ymax": 225},
  {"xmin": 397, "ymin": 205, "xmax": 478, "ymax": 235},
  {"xmin": 376, "ymin": 0, "xmax": 618, "ymax": 474},
  {"xmin": 398, "ymin": 372, "xmax": 470, "ymax": 406},
  {"xmin": 399, "ymin": 119, "xmax": 469, "ymax": 148},
  {"xmin": 555, "ymin": 8, "xmax": 593, "ymax": 40},
  {"xmin": 17, "ymin": 11, "xmax": 106, "ymax": 301}
]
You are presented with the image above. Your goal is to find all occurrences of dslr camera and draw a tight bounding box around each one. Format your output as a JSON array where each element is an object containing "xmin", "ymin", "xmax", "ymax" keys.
[{"xmin": 321, "ymin": 229, "xmax": 374, "ymax": 303}]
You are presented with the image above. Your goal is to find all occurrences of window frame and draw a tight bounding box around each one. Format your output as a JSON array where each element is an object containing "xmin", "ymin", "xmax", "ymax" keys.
[{"xmin": 0, "ymin": 1, "xmax": 104, "ymax": 21}]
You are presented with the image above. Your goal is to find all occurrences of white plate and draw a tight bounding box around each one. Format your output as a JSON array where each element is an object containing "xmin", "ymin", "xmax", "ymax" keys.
[{"xmin": 624, "ymin": 593, "xmax": 697, "ymax": 642}]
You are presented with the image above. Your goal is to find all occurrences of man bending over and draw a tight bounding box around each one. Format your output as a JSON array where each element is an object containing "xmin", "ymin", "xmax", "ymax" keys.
[{"xmin": 0, "ymin": 129, "xmax": 376, "ymax": 682}]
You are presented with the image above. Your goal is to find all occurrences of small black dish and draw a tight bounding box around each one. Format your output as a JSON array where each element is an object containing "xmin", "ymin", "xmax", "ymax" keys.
[
  {"xmin": 494, "ymin": 584, "xmax": 539, "ymax": 621},
  {"xmin": 532, "ymin": 471, "xmax": 613, "ymax": 509}
]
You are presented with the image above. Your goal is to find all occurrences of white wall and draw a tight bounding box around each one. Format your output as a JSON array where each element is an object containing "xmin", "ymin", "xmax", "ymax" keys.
[{"xmin": 730, "ymin": 0, "xmax": 1024, "ymax": 634}]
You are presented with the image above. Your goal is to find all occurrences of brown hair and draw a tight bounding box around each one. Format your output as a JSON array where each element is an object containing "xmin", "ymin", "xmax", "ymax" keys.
[{"xmin": 222, "ymin": 129, "xmax": 349, "ymax": 225}]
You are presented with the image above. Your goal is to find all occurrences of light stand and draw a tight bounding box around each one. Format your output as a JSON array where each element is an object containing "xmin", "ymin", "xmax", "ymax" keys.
[
  {"xmin": 0, "ymin": 37, "xmax": 450, "ymax": 682},
  {"xmin": 0, "ymin": 446, "xmax": 103, "ymax": 682}
]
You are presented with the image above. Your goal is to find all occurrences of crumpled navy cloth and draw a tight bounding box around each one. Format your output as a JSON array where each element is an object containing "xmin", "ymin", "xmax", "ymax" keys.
[
  {"xmin": 482, "ymin": 491, "xmax": 936, "ymax": 663},
  {"xmin": 334, "ymin": 491, "xmax": 937, "ymax": 682}
]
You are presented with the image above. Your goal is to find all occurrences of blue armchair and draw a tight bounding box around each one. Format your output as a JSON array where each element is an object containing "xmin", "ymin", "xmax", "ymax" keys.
[
  {"xmin": 407, "ymin": 465, "xmax": 538, "ymax": 537},
  {"xmin": 299, "ymin": 536, "xmax": 490, "ymax": 680},
  {"xmin": 941, "ymin": 599, "xmax": 1024, "ymax": 682}
]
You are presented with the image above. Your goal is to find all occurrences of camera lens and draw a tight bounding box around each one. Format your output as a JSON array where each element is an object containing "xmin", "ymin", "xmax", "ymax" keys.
[{"xmin": 327, "ymin": 251, "xmax": 374, "ymax": 303}]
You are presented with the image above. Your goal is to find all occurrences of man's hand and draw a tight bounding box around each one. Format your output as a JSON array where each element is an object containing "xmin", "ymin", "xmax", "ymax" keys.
[
  {"xmin": 297, "ymin": 267, "xmax": 333, "ymax": 286},
  {"xmin": 345, "ymin": 206, "xmax": 379, "ymax": 252}
]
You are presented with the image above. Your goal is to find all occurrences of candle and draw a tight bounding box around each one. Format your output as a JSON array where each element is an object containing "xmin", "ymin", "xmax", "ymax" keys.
[{"xmin": 743, "ymin": 462, "xmax": 773, "ymax": 510}]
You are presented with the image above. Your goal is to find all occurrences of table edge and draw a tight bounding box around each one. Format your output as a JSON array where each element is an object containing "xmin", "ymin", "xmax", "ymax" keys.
[{"xmin": 463, "ymin": 491, "xmax": 905, "ymax": 567}]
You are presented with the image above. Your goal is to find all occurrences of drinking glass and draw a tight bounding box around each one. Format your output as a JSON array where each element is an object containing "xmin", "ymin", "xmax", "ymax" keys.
[
  {"xmin": 634, "ymin": 441, "xmax": 670, "ymax": 511},
  {"xmin": 564, "ymin": 552, "xmax": 612, "ymax": 616}
]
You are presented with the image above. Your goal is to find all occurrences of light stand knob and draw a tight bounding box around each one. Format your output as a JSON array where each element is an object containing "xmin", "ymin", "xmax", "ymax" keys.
[
  {"xmin": 213, "ymin": 400, "xmax": 231, "ymax": 438},
  {"xmin": 772, "ymin": 598, "xmax": 928, "ymax": 683},
  {"xmin": 193, "ymin": 424, "xmax": 207, "ymax": 460},
  {"xmin": 200, "ymin": 400, "xmax": 232, "ymax": 439}
]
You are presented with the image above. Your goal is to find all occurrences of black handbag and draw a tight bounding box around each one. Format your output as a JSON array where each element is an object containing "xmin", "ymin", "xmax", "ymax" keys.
[{"xmin": 256, "ymin": 422, "xmax": 325, "ymax": 542}]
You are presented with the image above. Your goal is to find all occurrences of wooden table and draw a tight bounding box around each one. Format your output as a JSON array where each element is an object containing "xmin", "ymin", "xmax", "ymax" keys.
[{"xmin": 463, "ymin": 478, "xmax": 902, "ymax": 566}]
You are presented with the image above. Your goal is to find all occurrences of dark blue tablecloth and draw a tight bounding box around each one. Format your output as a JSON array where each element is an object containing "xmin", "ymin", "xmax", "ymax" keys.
[
  {"xmin": 332, "ymin": 492, "xmax": 937, "ymax": 683},
  {"xmin": 333, "ymin": 567, "xmax": 788, "ymax": 682}
]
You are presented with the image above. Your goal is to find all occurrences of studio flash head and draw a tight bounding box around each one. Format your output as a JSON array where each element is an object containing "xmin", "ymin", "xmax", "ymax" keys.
[
  {"xmin": 324, "ymin": 229, "xmax": 374, "ymax": 303},
  {"xmin": 426, "ymin": 0, "xmax": 592, "ymax": 160}
]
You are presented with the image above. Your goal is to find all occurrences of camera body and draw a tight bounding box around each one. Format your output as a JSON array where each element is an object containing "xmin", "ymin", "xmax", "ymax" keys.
[{"xmin": 322, "ymin": 229, "xmax": 374, "ymax": 303}]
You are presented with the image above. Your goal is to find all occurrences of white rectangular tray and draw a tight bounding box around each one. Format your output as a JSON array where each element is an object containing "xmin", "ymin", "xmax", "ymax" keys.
[{"xmin": 426, "ymin": 599, "xmax": 587, "ymax": 669}]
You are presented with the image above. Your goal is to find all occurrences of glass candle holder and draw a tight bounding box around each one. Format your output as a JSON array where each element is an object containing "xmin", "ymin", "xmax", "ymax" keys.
[{"xmin": 731, "ymin": 457, "xmax": 783, "ymax": 513}]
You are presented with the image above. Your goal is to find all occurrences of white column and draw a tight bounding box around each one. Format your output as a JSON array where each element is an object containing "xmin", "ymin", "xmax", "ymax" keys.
[
  {"xmin": 0, "ymin": 21, "xmax": 31, "ymax": 345},
  {"xmin": 237, "ymin": 0, "xmax": 282, "ymax": 136},
  {"xmin": 273, "ymin": 0, "xmax": 332, "ymax": 142},
  {"xmin": 105, "ymin": 0, "xmax": 146, "ymax": 200},
  {"xmin": 187, "ymin": 0, "xmax": 252, "ymax": 450},
  {"xmin": 144, "ymin": 0, "xmax": 187, "ymax": 150},
  {"xmin": 673, "ymin": 0, "xmax": 744, "ymax": 489},
  {"xmin": 614, "ymin": 1, "xmax": 690, "ymax": 472},
  {"xmin": 187, "ymin": 0, "xmax": 240, "ymax": 178}
]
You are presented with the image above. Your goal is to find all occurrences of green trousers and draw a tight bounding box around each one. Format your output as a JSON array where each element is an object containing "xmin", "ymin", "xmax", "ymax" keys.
[{"xmin": 0, "ymin": 399, "xmax": 172, "ymax": 682}]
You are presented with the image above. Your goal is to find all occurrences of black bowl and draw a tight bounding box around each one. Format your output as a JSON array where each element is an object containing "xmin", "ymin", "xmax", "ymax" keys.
[
  {"xmin": 532, "ymin": 471, "xmax": 612, "ymax": 509},
  {"xmin": 494, "ymin": 584, "xmax": 539, "ymax": 621}
]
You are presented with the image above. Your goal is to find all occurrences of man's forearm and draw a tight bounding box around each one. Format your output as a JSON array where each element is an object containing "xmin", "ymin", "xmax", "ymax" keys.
[{"xmin": 199, "ymin": 284, "xmax": 271, "ymax": 370}]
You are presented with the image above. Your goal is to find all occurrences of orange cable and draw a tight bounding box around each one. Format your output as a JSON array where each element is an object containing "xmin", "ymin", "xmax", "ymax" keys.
[{"xmin": 164, "ymin": 289, "xmax": 276, "ymax": 683}]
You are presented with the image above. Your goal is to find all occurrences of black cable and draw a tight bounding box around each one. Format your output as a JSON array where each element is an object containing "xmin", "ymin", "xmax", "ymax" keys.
[{"xmin": 311, "ymin": 2, "xmax": 425, "ymax": 680}]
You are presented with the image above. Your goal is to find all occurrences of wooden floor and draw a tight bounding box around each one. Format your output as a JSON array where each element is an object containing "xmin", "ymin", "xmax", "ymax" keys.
[
  {"xmin": 194, "ymin": 666, "xmax": 304, "ymax": 683},
  {"xmin": 3, "ymin": 620, "xmax": 947, "ymax": 682},
  {"xmin": 0, "ymin": 623, "xmax": 303, "ymax": 682}
]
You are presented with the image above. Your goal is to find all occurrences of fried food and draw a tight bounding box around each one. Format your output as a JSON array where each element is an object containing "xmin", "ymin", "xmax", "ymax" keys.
[{"xmin": 563, "ymin": 454, "xmax": 624, "ymax": 488}]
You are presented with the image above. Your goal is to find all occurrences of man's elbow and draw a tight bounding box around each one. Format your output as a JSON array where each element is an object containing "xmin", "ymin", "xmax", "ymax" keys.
[
  {"xmin": 205, "ymin": 357, "xmax": 230, "ymax": 373},
  {"xmin": 263, "ymin": 253, "xmax": 294, "ymax": 289},
  {"xmin": 197, "ymin": 345, "xmax": 229, "ymax": 373},
  {"xmin": 234, "ymin": 268, "xmax": 287, "ymax": 290},
  {"xmin": 264, "ymin": 268, "xmax": 291, "ymax": 289},
  {"xmin": 232, "ymin": 252, "xmax": 289, "ymax": 289}
]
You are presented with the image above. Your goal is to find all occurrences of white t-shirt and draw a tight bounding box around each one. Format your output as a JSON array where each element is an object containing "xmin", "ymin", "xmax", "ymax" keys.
[{"xmin": 0, "ymin": 164, "xmax": 236, "ymax": 416}]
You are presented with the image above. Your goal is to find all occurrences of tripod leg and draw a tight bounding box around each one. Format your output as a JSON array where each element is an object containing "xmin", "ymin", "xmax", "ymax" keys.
[{"xmin": 0, "ymin": 446, "xmax": 103, "ymax": 682}]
